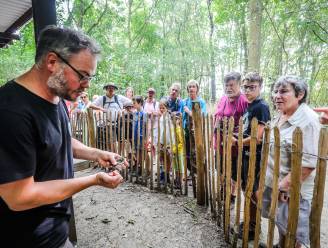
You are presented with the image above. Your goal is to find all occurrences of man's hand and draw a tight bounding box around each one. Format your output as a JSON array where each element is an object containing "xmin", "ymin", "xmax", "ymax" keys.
[
  {"xmin": 94, "ymin": 150, "xmax": 128, "ymax": 170},
  {"xmin": 95, "ymin": 171, "xmax": 123, "ymax": 189}
]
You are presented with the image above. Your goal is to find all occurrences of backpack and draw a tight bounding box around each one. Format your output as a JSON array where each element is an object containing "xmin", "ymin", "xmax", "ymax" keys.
[{"xmin": 102, "ymin": 95, "xmax": 121, "ymax": 110}]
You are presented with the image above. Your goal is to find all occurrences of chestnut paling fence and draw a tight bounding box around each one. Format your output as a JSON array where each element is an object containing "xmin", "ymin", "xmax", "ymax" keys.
[{"xmin": 70, "ymin": 104, "xmax": 328, "ymax": 248}]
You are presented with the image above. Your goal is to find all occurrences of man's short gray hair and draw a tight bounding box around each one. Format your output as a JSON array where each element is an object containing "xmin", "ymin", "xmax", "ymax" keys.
[
  {"xmin": 274, "ymin": 75, "xmax": 308, "ymax": 104},
  {"xmin": 170, "ymin": 82, "xmax": 181, "ymax": 92},
  {"xmin": 224, "ymin": 71, "xmax": 241, "ymax": 84},
  {"xmin": 35, "ymin": 25, "xmax": 101, "ymax": 67}
]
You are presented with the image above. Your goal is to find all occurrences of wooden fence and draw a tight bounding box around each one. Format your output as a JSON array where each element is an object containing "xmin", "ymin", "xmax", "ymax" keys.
[{"xmin": 71, "ymin": 105, "xmax": 328, "ymax": 248}]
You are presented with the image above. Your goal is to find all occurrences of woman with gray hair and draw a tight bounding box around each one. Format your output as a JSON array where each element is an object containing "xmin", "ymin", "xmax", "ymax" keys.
[{"xmin": 261, "ymin": 75, "xmax": 321, "ymax": 248}]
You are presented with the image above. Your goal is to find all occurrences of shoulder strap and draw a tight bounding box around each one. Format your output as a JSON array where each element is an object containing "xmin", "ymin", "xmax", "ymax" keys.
[
  {"xmin": 153, "ymin": 101, "xmax": 156, "ymax": 109},
  {"xmin": 114, "ymin": 95, "xmax": 121, "ymax": 109},
  {"xmin": 102, "ymin": 95, "xmax": 106, "ymax": 107}
]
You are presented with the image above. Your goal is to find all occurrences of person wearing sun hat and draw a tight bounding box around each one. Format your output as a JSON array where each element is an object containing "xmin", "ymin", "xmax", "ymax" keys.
[{"xmin": 91, "ymin": 82, "xmax": 130, "ymax": 120}]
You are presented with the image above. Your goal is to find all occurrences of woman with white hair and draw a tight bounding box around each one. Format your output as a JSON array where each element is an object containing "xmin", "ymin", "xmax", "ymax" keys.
[{"xmin": 261, "ymin": 75, "xmax": 321, "ymax": 248}]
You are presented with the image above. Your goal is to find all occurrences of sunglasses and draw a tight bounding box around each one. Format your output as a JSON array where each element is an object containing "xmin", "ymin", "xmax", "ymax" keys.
[{"xmin": 51, "ymin": 51, "xmax": 95, "ymax": 83}]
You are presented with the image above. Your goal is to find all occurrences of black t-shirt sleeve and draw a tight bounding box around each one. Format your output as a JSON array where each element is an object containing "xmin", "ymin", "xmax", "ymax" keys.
[
  {"xmin": 0, "ymin": 111, "xmax": 36, "ymax": 184},
  {"xmin": 253, "ymin": 103, "xmax": 271, "ymax": 125}
]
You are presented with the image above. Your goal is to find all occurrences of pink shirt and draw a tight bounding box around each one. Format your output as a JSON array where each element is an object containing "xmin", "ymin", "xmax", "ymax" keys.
[{"xmin": 214, "ymin": 94, "xmax": 248, "ymax": 152}]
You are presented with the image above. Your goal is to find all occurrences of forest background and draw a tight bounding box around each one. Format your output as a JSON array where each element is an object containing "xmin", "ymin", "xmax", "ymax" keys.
[{"xmin": 0, "ymin": 0, "xmax": 327, "ymax": 107}]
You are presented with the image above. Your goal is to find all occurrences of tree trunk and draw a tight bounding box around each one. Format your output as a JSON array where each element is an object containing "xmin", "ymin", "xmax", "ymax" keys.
[
  {"xmin": 207, "ymin": 0, "xmax": 216, "ymax": 103},
  {"xmin": 248, "ymin": 0, "xmax": 263, "ymax": 72}
]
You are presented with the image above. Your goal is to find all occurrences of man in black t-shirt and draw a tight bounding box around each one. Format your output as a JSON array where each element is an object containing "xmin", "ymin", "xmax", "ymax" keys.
[
  {"xmin": 234, "ymin": 72, "xmax": 271, "ymax": 240},
  {"xmin": 0, "ymin": 26, "xmax": 127, "ymax": 248}
]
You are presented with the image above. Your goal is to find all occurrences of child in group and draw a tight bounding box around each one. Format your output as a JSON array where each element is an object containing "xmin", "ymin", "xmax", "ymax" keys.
[
  {"xmin": 159, "ymin": 98, "xmax": 174, "ymax": 185},
  {"xmin": 171, "ymin": 114, "xmax": 184, "ymax": 189},
  {"xmin": 120, "ymin": 101, "xmax": 135, "ymax": 164},
  {"xmin": 132, "ymin": 96, "xmax": 145, "ymax": 176}
]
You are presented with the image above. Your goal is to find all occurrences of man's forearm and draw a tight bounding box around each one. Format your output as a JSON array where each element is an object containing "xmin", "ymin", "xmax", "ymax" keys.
[
  {"xmin": 72, "ymin": 138, "xmax": 98, "ymax": 161},
  {"xmin": 8, "ymin": 175, "xmax": 97, "ymax": 211}
]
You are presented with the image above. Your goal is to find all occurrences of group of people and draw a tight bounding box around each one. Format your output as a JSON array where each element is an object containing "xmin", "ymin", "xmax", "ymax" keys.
[
  {"xmin": 214, "ymin": 72, "xmax": 322, "ymax": 248},
  {"xmin": 0, "ymin": 26, "xmax": 326, "ymax": 248}
]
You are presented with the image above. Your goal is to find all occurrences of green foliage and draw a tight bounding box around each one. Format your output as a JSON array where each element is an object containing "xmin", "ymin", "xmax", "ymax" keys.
[{"xmin": 0, "ymin": 0, "xmax": 327, "ymax": 107}]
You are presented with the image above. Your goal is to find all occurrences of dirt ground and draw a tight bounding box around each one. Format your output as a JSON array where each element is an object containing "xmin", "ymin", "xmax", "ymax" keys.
[
  {"xmin": 73, "ymin": 166, "xmax": 328, "ymax": 248},
  {"xmin": 73, "ymin": 167, "xmax": 227, "ymax": 248}
]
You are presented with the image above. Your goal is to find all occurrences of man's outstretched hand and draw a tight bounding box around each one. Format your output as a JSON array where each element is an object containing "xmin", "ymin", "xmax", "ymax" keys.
[{"xmin": 95, "ymin": 171, "xmax": 124, "ymax": 189}]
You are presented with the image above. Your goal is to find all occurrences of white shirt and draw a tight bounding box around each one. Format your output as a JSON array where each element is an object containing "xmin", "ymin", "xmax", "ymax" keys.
[{"xmin": 265, "ymin": 104, "xmax": 321, "ymax": 201}]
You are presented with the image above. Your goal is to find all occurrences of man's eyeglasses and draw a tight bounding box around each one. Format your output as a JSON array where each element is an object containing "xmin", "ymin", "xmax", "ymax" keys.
[
  {"xmin": 242, "ymin": 85, "xmax": 258, "ymax": 92},
  {"xmin": 51, "ymin": 51, "xmax": 95, "ymax": 83}
]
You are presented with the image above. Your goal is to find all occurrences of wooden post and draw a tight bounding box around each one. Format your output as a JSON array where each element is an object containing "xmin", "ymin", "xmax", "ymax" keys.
[
  {"xmin": 157, "ymin": 116, "xmax": 161, "ymax": 190},
  {"xmin": 204, "ymin": 114, "xmax": 209, "ymax": 207},
  {"xmin": 150, "ymin": 113, "xmax": 154, "ymax": 190},
  {"xmin": 216, "ymin": 119, "xmax": 222, "ymax": 227},
  {"xmin": 310, "ymin": 127, "xmax": 328, "ymax": 248},
  {"xmin": 232, "ymin": 118, "xmax": 244, "ymax": 248},
  {"xmin": 224, "ymin": 117, "xmax": 234, "ymax": 242},
  {"xmin": 136, "ymin": 113, "xmax": 141, "ymax": 183},
  {"xmin": 285, "ymin": 128, "xmax": 303, "ymax": 248},
  {"xmin": 163, "ymin": 113, "xmax": 168, "ymax": 193},
  {"xmin": 207, "ymin": 114, "xmax": 213, "ymax": 212},
  {"xmin": 210, "ymin": 115, "xmax": 216, "ymax": 217},
  {"xmin": 180, "ymin": 115, "xmax": 188, "ymax": 196},
  {"xmin": 222, "ymin": 117, "xmax": 227, "ymax": 207},
  {"xmin": 266, "ymin": 127, "xmax": 280, "ymax": 248},
  {"xmin": 242, "ymin": 118, "xmax": 258, "ymax": 248},
  {"xmin": 168, "ymin": 116, "xmax": 174, "ymax": 194},
  {"xmin": 141, "ymin": 113, "xmax": 147, "ymax": 185},
  {"xmin": 87, "ymin": 109, "xmax": 96, "ymax": 148},
  {"xmin": 192, "ymin": 101, "xmax": 205, "ymax": 206},
  {"xmin": 253, "ymin": 125, "xmax": 270, "ymax": 248},
  {"xmin": 117, "ymin": 112, "xmax": 121, "ymax": 155},
  {"xmin": 109, "ymin": 112, "xmax": 113, "ymax": 152},
  {"xmin": 130, "ymin": 113, "xmax": 135, "ymax": 182}
]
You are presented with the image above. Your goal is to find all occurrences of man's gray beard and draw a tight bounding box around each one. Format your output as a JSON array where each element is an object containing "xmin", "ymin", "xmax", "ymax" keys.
[{"xmin": 47, "ymin": 68, "xmax": 74, "ymax": 101}]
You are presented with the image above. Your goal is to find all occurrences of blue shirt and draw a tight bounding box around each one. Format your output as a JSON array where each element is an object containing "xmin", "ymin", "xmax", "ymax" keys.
[
  {"xmin": 133, "ymin": 111, "xmax": 145, "ymax": 148},
  {"xmin": 167, "ymin": 97, "xmax": 182, "ymax": 113},
  {"xmin": 181, "ymin": 97, "xmax": 207, "ymax": 128}
]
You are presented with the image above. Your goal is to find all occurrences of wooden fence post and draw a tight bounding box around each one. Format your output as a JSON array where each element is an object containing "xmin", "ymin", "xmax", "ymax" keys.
[
  {"xmin": 87, "ymin": 109, "xmax": 96, "ymax": 148},
  {"xmin": 232, "ymin": 118, "xmax": 244, "ymax": 248},
  {"xmin": 266, "ymin": 127, "xmax": 280, "ymax": 248},
  {"xmin": 253, "ymin": 125, "xmax": 270, "ymax": 248},
  {"xmin": 310, "ymin": 127, "xmax": 328, "ymax": 248},
  {"xmin": 242, "ymin": 118, "xmax": 258, "ymax": 248},
  {"xmin": 216, "ymin": 120, "xmax": 222, "ymax": 227},
  {"xmin": 210, "ymin": 115, "xmax": 216, "ymax": 218},
  {"xmin": 285, "ymin": 127, "xmax": 303, "ymax": 248},
  {"xmin": 157, "ymin": 116, "xmax": 161, "ymax": 190},
  {"xmin": 224, "ymin": 117, "xmax": 234, "ymax": 242},
  {"xmin": 150, "ymin": 113, "xmax": 154, "ymax": 190},
  {"xmin": 192, "ymin": 101, "xmax": 205, "ymax": 205}
]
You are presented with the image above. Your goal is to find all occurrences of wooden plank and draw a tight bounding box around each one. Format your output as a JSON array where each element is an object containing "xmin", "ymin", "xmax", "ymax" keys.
[
  {"xmin": 242, "ymin": 118, "xmax": 258, "ymax": 248},
  {"xmin": 232, "ymin": 118, "xmax": 244, "ymax": 247},
  {"xmin": 253, "ymin": 125, "xmax": 270, "ymax": 248},
  {"xmin": 210, "ymin": 115, "xmax": 216, "ymax": 218},
  {"xmin": 285, "ymin": 128, "xmax": 303, "ymax": 248},
  {"xmin": 87, "ymin": 109, "xmax": 96, "ymax": 148},
  {"xmin": 310, "ymin": 127, "xmax": 328, "ymax": 248},
  {"xmin": 192, "ymin": 101, "xmax": 205, "ymax": 206},
  {"xmin": 224, "ymin": 117, "xmax": 234, "ymax": 242},
  {"xmin": 216, "ymin": 119, "xmax": 222, "ymax": 227}
]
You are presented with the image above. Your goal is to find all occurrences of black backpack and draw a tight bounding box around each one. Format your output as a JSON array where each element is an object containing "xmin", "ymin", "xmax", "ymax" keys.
[{"xmin": 102, "ymin": 95, "xmax": 122, "ymax": 110}]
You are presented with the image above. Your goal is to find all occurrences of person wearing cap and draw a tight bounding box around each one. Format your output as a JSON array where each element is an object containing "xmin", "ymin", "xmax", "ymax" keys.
[
  {"xmin": 91, "ymin": 83, "xmax": 131, "ymax": 121},
  {"xmin": 144, "ymin": 87, "xmax": 160, "ymax": 144}
]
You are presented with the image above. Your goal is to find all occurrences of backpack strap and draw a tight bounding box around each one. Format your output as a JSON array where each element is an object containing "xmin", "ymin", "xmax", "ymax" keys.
[{"xmin": 102, "ymin": 95, "xmax": 122, "ymax": 109}]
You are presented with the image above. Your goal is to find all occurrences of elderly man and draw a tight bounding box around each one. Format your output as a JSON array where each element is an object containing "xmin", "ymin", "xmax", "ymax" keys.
[
  {"xmin": 0, "ymin": 26, "xmax": 127, "ymax": 248},
  {"xmin": 167, "ymin": 82, "xmax": 182, "ymax": 115}
]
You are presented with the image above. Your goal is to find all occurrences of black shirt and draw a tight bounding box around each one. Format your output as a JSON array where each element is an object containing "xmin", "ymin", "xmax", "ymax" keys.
[
  {"xmin": 0, "ymin": 81, "xmax": 73, "ymax": 248},
  {"xmin": 242, "ymin": 97, "xmax": 271, "ymax": 152}
]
